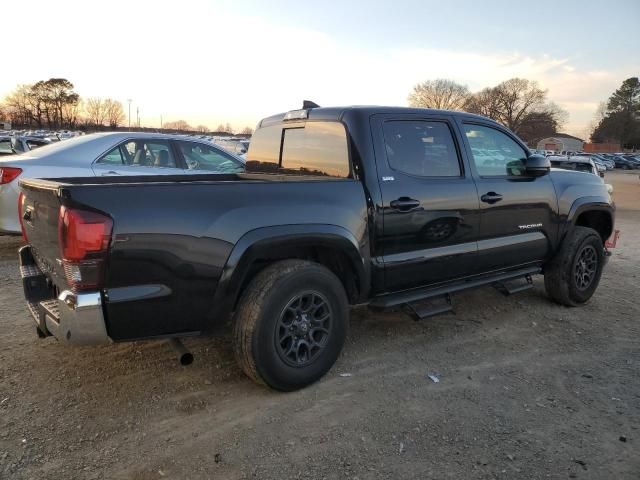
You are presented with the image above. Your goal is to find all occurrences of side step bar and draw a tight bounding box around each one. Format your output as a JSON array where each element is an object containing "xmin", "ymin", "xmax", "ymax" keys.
[
  {"xmin": 370, "ymin": 266, "xmax": 541, "ymax": 316},
  {"xmin": 493, "ymin": 275, "xmax": 533, "ymax": 295},
  {"xmin": 405, "ymin": 294, "xmax": 452, "ymax": 320}
]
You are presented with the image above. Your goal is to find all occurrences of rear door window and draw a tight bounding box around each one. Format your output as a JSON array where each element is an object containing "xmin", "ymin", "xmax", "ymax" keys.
[
  {"xmin": 382, "ymin": 121, "xmax": 461, "ymax": 177},
  {"xmin": 98, "ymin": 146, "xmax": 124, "ymax": 165},
  {"xmin": 97, "ymin": 139, "xmax": 177, "ymax": 168}
]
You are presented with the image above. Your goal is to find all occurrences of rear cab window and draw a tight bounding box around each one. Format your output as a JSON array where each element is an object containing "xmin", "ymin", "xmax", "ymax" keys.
[{"xmin": 247, "ymin": 121, "xmax": 351, "ymax": 178}]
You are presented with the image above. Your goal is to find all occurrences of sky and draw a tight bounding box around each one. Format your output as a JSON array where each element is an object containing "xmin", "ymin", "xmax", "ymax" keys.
[{"xmin": 2, "ymin": 0, "xmax": 639, "ymax": 136}]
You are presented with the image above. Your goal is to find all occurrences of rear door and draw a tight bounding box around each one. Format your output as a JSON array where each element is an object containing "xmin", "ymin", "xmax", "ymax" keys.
[
  {"xmin": 457, "ymin": 121, "xmax": 558, "ymax": 271},
  {"xmin": 92, "ymin": 139, "xmax": 183, "ymax": 176},
  {"xmin": 372, "ymin": 114, "xmax": 481, "ymax": 292}
]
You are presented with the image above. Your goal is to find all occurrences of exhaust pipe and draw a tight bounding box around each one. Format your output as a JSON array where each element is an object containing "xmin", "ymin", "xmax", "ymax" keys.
[{"xmin": 169, "ymin": 338, "xmax": 194, "ymax": 366}]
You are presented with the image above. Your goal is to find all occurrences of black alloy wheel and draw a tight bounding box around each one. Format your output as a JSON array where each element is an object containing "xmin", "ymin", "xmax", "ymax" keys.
[
  {"xmin": 573, "ymin": 245, "xmax": 598, "ymax": 291},
  {"xmin": 275, "ymin": 292, "xmax": 333, "ymax": 367}
]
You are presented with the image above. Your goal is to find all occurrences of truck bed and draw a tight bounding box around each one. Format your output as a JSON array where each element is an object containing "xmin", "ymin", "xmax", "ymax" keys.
[{"xmin": 19, "ymin": 173, "xmax": 368, "ymax": 340}]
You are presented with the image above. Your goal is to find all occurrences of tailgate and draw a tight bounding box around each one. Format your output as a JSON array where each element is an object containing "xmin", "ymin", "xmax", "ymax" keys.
[{"xmin": 19, "ymin": 180, "xmax": 67, "ymax": 289}]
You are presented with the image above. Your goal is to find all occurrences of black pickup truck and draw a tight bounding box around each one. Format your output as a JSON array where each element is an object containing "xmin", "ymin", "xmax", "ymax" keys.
[{"xmin": 18, "ymin": 105, "xmax": 615, "ymax": 391}]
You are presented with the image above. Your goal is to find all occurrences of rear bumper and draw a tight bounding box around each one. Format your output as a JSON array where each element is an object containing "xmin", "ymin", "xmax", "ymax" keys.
[{"xmin": 19, "ymin": 245, "xmax": 111, "ymax": 345}]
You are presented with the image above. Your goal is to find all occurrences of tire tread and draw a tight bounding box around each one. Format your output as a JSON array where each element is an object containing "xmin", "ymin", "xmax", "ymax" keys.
[{"xmin": 544, "ymin": 226, "xmax": 603, "ymax": 306}]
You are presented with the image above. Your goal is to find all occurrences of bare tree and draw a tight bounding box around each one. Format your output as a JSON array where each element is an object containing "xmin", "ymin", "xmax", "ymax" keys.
[
  {"xmin": 163, "ymin": 120, "xmax": 192, "ymax": 131},
  {"xmin": 408, "ymin": 79, "xmax": 470, "ymax": 110},
  {"xmin": 2, "ymin": 79, "xmax": 78, "ymax": 129},
  {"xmin": 585, "ymin": 101, "xmax": 607, "ymax": 141},
  {"xmin": 464, "ymin": 87, "xmax": 503, "ymax": 119},
  {"xmin": 85, "ymin": 97, "xmax": 107, "ymax": 127},
  {"xmin": 62, "ymin": 100, "xmax": 81, "ymax": 129},
  {"xmin": 240, "ymin": 126, "xmax": 254, "ymax": 135},
  {"xmin": 26, "ymin": 82, "xmax": 49, "ymax": 128},
  {"xmin": 215, "ymin": 123, "xmax": 225, "ymax": 132},
  {"xmin": 196, "ymin": 124, "xmax": 209, "ymax": 133},
  {"xmin": 465, "ymin": 78, "xmax": 558, "ymax": 135},
  {"xmin": 103, "ymin": 98, "xmax": 125, "ymax": 129},
  {"xmin": 224, "ymin": 122, "xmax": 233, "ymax": 134},
  {"xmin": 39, "ymin": 78, "xmax": 79, "ymax": 129},
  {"xmin": 493, "ymin": 78, "xmax": 547, "ymax": 133},
  {"xmin": 4, "ymin": 85, "xmax": 32, "ymax": 126}
]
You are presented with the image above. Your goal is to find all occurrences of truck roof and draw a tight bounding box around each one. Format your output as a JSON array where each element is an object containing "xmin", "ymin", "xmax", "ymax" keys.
[{"xmin": 258, "ymin": 106, "xmax": 499, "ymax": 128}]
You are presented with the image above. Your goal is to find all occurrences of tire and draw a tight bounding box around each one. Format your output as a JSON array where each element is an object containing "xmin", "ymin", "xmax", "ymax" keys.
[
  {"xmin": 233, "ymin": 259, "xmax": 349, "ymax": 391},
  {"xmin": 544, "ymin": 226, "xmax": 604, "ymax": 306}
]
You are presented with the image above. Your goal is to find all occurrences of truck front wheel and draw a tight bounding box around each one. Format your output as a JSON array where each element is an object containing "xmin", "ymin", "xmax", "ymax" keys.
[
  {"xmin": 544, "ymin": 226, "xmax": 605, "ymax": 306},
  {"xmin": 233, "ymin": 260, "xmax": 349, "ymax": 391}
]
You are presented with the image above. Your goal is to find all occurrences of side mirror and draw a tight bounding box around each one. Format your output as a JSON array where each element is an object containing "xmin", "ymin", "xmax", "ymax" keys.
[{"xmin": 525, "ymin": 154, "xmax": 550, "ymax": 177}]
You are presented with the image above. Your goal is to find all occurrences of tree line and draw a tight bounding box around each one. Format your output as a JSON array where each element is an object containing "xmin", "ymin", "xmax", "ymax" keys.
[
  {"xmin": 0, "ymin": 78, "xmax": 252, "ymax": 134},
  {"xmin": 161, "ymin": 120, "xmax": 253, "ymax": 135},
  {"xmin": 408, "ymin": 78, "xmax": 567, "ymax": 145}
]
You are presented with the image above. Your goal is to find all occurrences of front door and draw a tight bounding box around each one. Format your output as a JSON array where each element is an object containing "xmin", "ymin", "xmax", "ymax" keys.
[
  {"xmin": 372, "ymin": 115, "xmax": 481, "ymax": 292},
  {"xmin": 457, "ymin": 121, "xmax": 558, "ymax": 272}
]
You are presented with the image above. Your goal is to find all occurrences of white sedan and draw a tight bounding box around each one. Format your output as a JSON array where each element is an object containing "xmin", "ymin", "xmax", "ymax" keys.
[{"xmin": 0, "ymin": 132, "xmax": 245, "ymax": 234}]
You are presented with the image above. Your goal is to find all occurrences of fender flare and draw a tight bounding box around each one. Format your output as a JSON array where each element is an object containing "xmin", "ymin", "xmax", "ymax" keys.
[
  {"xmin": 560, "ymin": 196, "xmax": 615, "ymax": 242},
  {"xmin": 207, "ymin": 224, "xmax": 370, "ymax": 328}
]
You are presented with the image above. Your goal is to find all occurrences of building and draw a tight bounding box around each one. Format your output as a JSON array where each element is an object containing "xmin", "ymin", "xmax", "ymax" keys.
[
  {"xmin": 583, "ymin": 142, "xmax": 621, "ymax": 153},
  {"xmin": 536, "ymin": 134, "xmax": 584, "ymax": 153},
  {"xmin": 0, "ymin": 121, "xmax": 11, "ymax": 130}
]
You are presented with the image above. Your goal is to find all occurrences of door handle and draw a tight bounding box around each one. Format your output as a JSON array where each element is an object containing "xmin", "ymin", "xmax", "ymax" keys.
[
  {"xmin": 101, "ymin": 171, "xmax": 121, "ymax": 176},
  {"xmin": 481, "ymin": 192, "xmax": 503, "ymax": 204},
  {"xmin": 390, "ymin": 197, "xmax": 421, "ymax": 211}
]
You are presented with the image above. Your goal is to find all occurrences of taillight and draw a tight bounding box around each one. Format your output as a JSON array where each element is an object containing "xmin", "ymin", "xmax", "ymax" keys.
[
  {"xmin": 58, "ymin": 206, "xmax": 113, "ymax": 292},
  {"xmin": 18, "ymin": 192, "xmax": 27, "ymax": 242},
  {"xmin": 0, "ymin": 167, "xmax": 22, "ymax": 184}
]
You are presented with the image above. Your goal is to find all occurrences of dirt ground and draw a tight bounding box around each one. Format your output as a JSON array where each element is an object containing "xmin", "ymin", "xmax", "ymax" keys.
[{"xmin": 1, "ymin": 171, "xmax": 639, "ymax": 480}]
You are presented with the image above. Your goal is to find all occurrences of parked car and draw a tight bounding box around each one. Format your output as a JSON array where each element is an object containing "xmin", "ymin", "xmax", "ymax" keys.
[
  {"xmin": 570, "ymin": 154, "xmax": 607, "ymax": 175},
  {"xmin": 0, "ymin": 135, "xmax": 52, "ymax": 157},
  {"xmin": 0, "ymin": 132, "xmax": 245, "ymax": 233},
  {"xmin": 217, "ymin": 139, "xmax": 251, "ymax": 158},
  {"xmin": 621, "ymin": 154, "xmax": 640, "ymax": 167},
  {"xmin": 548, "ymin": 155, "xmax": 600, "ymax": 176},
  {"xmin": 609, "ymin": 154, "xmax": 639, "ymax": 169},
  {"xmin": 17, "ymin": 105, "xmax": 616, "ymax": 391},
  {"xmin": 0, "ymin": 136, "xmax": 13, "ymax": 156},
  {"xmin": 589, "ymin": 153, "xmax": 615, "ymax": 170}
]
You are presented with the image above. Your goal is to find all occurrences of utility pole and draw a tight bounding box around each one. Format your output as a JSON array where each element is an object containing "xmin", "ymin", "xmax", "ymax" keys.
[
  {"xmin": 127, "ymin": 99, "xmax": 132, "ymax": 130},
  {"xmin": 136, "ymin": 107, "xmax": 139, "ymax": 128}
]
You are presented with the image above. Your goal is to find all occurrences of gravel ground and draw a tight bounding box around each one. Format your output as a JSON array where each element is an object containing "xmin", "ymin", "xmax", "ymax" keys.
[{"xmin": 0, "ymin": 171, "xmax": 639, "ymax": 480}]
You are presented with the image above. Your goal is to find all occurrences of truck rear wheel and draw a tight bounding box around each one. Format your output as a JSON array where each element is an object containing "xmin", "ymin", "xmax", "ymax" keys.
[
  {"xmin": 544, "ymin": 226, "xmax": 604, "ymax": 306},
  {"xmin": 233, "ymin": 260, "xmax": 349, "ymax": 391}
]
